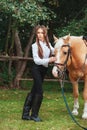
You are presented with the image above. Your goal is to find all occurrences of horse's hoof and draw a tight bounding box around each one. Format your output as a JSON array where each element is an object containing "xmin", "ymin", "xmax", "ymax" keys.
[
  {"xmin": 82, "ymin": 112, "xmax": 87, "ymax": 119},
  {"xmin": 72, "ymin": 109, "xmax": 78, "ymax": 116}
]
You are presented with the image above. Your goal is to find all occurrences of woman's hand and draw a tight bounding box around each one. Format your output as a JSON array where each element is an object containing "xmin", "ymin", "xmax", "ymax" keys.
[{"xmin": 49, "ymin": 56, "xmax": 56, "ymax": 63}]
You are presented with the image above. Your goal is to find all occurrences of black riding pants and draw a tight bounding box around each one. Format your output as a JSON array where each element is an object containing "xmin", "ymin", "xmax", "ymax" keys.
[{"xmin": 30, "ymin": 63, "xmax": 48, "ymax": 97}]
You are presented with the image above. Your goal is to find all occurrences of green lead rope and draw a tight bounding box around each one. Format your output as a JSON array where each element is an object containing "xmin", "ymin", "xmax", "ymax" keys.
[{"xmin": 60, "ymin": 80, "xmax": 87, "ymax": 130}]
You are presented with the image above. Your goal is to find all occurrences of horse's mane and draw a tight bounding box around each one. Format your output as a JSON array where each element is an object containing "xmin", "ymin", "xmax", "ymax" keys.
[{"xmin": 62, "ymin": 35, "xmax": 83, "ymax": 39}]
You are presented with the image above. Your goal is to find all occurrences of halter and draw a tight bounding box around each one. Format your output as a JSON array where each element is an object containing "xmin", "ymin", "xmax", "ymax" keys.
[
  {"xmin": 54, "ymin": 44, "xmax": 71, "ymax": 66},
  {"xmin": 54, "ymin": 44, "xmax": 71, "ymax": 79}
]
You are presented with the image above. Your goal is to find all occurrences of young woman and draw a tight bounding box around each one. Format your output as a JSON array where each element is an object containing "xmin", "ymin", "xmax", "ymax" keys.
[{"xmin": 22, "ymin": 25, "xmax": 56, "ymax": 122}]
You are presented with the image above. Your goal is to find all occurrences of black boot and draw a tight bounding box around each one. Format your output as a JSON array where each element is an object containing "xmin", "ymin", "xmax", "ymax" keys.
[
  {"xmin": 30, "ymin": 94, "xmax": 43, "ymax": 122},
  {"xmin": 22, "ymin": 92, "xmax": 33, "ymax": 120}
]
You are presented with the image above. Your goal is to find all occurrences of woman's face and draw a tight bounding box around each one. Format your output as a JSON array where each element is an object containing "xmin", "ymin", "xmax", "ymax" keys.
[{"xmin": 37, "ymin": 28, "xmax": 45, "ymax": 42}]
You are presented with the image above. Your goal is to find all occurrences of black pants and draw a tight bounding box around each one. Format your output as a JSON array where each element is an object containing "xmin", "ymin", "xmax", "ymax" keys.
[{"xmin": 30, "ymin": 63, "xmax": 48, "ymax": 97}]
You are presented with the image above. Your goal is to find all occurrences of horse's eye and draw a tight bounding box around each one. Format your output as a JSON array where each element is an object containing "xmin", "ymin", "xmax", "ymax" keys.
[{"xmin": 63, "ymin": 52, "xmax": 67, "ymax": 55}]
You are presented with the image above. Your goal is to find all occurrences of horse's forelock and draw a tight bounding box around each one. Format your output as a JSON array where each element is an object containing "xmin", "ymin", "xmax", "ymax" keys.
[{"xmin": 54, "ymin": 38, "xmax": 64, "ymax": 48}]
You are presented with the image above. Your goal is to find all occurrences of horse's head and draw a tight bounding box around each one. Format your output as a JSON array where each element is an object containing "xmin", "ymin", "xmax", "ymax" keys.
[{"xmin": 52, "ymin": 34, "xmax": 71, "ymax": 79}]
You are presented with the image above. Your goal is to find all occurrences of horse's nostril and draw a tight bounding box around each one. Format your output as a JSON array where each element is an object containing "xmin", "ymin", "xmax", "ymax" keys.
[
  {"xmin": 57, "ymin": 70, "xmax": 60, "ymax": 75},
  {"xmin": 57, "ymin": 69, "xmax": 61, "ymax": 76}
]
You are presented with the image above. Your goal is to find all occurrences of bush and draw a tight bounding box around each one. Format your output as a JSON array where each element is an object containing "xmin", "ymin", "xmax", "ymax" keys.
[
  {"xmin": 0, "ymin": 62, "xmax": 16, "ymax": 87},
  {"xmin": 55, "ymin": 18, "xmax": 87, "ymax": 37}
]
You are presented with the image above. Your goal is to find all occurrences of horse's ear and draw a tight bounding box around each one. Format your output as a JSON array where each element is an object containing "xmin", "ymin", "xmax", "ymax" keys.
[
  {"xmin": 65, "ymin": 34, "xmax": 70, "ymax": 43},
  {"xmin": 53, "ymin": 35, "xmax": 58, "ymax": 43}
]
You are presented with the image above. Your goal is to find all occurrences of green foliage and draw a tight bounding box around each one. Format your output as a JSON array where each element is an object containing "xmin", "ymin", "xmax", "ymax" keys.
[
  {"xmin": 0, "ymin": 0, "xmax": 56, "ymax": 54},
  {"xmin": 55, "ymin": 0, "xmax": 87, "ymax": 25},
  {"xmin": 55, "ymin": 18, "xmax": 87, "ymax": 37},
  {"xmin": 54, "ymin": 6, "xmax": 87, "ymax": 36},
  {"xmin": 0, "ymin": 12, "xmax": 9, "ymax": 53},
  {"xmin": 0, "ymin": 63, "xmax": 16, "ymax": 86},
  {"xmin": 0, "ymin": 0, "xmax": 56, "ymax": 26}
]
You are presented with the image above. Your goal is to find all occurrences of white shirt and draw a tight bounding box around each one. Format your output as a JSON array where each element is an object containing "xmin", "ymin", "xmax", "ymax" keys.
[{"xmin": 32, "ymin": 41, "xmax": 54, "ymax": 67}]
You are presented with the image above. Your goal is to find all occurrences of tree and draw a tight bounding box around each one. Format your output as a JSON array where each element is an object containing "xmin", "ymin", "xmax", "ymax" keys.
[{"xmin": 0, "ymin": 0, "xmax": 56, "ymax": 88}]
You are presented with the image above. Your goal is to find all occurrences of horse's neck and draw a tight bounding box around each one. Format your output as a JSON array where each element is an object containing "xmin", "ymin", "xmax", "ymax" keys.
[{"xmin": 68, "ymin": 38, "xmax": 87, "ymax": 68}]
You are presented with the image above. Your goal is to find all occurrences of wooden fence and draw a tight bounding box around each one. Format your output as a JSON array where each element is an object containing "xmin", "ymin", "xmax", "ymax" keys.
[
  {"xmin": 0, "ymin": 55, "xmax": 33, "ymax": 61},
  {"xmin": 0, "ymin": 55, "xmax": 83, "ymax": 87}
]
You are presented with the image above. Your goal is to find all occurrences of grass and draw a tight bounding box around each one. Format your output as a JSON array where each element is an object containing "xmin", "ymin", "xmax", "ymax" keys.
[{"xmin": 0, "ymin": 81, "xmax": 87, "ymax": 130}]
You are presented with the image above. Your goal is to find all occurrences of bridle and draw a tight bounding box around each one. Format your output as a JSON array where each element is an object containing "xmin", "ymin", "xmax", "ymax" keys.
[
  {"xmin": 54, "ymin": 44, "xmax": 70, "ymax": 66},
  {"xmin": 54, "ymin": 44, "xmax": 71, "ymax": 79}
]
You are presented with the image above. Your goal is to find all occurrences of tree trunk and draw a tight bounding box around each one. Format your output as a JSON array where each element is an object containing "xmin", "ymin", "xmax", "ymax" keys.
[
  {"xmin": 10, "ymin": 30, "xmax": 23, "ymax": 88},
  {"xmin": 13, "ymin": 27, "xmax": 35, "ymax": 88},
  {"xmin": 5, "ymin": 16, "xmax": 11, "ymax": 55},
  {"xmin": 14, "ymin": 30, "xmax": 23, "ymax": 73}
]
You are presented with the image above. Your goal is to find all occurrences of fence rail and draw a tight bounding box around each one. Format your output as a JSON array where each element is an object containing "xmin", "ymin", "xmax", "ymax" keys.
[
  {"xmin": 0, "ymin": 55, "xmax": 33, "ymax": 61},
  {"xmin": 18, "ymin": 78, "xmax": 83, "ymax": 83}
]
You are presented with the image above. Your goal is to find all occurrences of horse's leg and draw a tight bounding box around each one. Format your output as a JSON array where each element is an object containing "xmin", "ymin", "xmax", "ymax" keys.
[
  {"xmin": 72, "ymin": 81, "xmax": 79, "ymax": 115},
  {"xmin": 82, "ymin": 76, "xmax": 87, "ymax": 119}
]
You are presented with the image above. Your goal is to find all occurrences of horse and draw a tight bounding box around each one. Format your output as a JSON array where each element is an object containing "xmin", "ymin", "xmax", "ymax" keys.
[{"xmin": 52, "ymin": 34, "xmax": 87, "ymax": 119}]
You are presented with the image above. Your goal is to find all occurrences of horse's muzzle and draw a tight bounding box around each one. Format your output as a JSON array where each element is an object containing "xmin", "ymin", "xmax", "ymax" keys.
[{"xmin": 52, "ymin": 66, "xmax": 65, "ymax": 80}]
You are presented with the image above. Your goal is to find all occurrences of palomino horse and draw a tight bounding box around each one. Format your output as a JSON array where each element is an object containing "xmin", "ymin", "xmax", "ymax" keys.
[{"xmin": 52, "ymin": 35, "xmax": 87, "ymax": 119}]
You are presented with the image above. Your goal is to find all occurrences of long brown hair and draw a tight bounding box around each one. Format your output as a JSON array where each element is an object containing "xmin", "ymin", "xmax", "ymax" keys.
[{"xmin": 35, "ymin": 25, "xmax": 51, "ymax": 59}]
